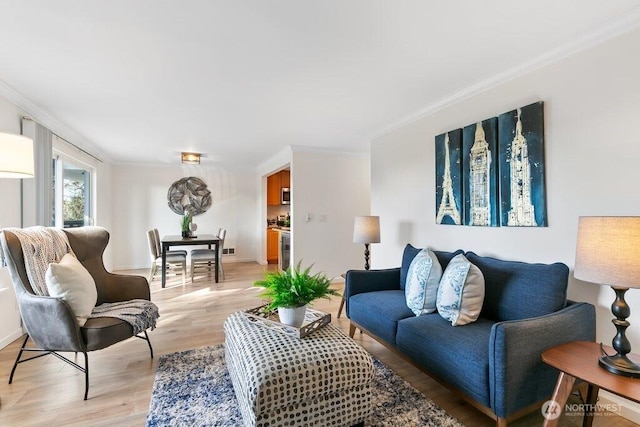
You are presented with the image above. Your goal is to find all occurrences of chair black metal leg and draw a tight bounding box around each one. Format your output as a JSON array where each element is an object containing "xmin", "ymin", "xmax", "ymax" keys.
[
  {"xmin": 9, "ymin": 335, "xmax": 29, "ymax": 384},
  {"xmin": 83, "ymin": 352, "xmax": 89, "ymax": 400},
  {"xmin": 10, "ymin": 332, "xmax": 151, "ymax": 400},
  {"xmin": 145, "ymin": 330, "xmax": 154, "ymax": 359},
  {"xmin": 10, "ymin": 341, "xmax": 88, "ymax": 400},
  {"xmin": 134, "ymin": 330, "xmax": 154, "ymax": 359}
]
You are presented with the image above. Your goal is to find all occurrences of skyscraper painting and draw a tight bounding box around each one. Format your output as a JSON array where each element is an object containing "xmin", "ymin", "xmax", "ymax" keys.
[
  {"xmin": 435, "ymin": 129, "xmax": 462, "ymax": 225},
  {"xmin": 462, "ymin": 118, "xmax": 498, "ymax": 226},
  {"xmin": 498, "ymin": 101, "xmax": 547, "ymax": 227}
]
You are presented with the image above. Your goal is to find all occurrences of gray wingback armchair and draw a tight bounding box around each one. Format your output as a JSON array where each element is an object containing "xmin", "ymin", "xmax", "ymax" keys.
[{"xmin": 0, "ymin": 226, "xmax": 155, "ymax": 400}]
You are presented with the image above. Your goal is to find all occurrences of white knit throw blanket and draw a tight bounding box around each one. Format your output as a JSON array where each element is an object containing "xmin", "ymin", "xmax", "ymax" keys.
[{"xmin": 6, "ymin": 226, "xmax": 73, "ymax": 296}]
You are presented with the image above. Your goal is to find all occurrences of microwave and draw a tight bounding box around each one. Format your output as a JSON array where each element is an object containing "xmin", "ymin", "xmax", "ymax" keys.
[{"xmin": 281, "ymin": 187, "xmax": 290, "ymax": 205}]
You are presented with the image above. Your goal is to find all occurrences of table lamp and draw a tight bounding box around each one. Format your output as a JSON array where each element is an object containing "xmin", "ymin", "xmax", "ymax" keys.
[
  {"xmin": 353, "ymin": 216, "xmax": 380, "ymax": 270},
  {"xmin": 574, "ymin": 216, "xmax": 640, "ymax": 378}
]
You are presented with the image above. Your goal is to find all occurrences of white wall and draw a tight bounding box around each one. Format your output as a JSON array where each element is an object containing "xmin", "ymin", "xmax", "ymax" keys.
[
  {"xmin": 291, "ymin": 148, "xmax": 371, "ymax": 279},
  {"xmin": 0, "ymin": 95, "xmax": 28, "ymax": 348},
  {"xmin": 371, "ymin": 27, "xmax": 640, "ymax": 421},
  {"xmin": 110, "ymin": 163, "xmax": 257, "ymax": 270}
]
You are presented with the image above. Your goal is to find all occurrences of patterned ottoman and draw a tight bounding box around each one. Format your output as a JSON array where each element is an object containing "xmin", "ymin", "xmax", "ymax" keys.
[{"xmin": 224, "ymin": 311, "xmax": 373, "ymax": 427}]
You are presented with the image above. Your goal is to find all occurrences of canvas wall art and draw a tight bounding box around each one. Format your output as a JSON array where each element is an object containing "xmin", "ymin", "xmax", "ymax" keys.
[
  {"xmin": 462, "ymin": 118, "xmax": 498, "ymax": 226},
  {"xmin": 435, "ymin": 129, "xmax": 462, "ymax": 225},
  {"xmin": 498, "ymin": 101, "xmax": 547, "ymax": 227}
]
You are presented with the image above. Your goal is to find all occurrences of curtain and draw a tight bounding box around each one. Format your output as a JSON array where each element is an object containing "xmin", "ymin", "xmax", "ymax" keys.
[{"xmin": 21, "ymin": 117, "xmax": 52, "ymax": 227}]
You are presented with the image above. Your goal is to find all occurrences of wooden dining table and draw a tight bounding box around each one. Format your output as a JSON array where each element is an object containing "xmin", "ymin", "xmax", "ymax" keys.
[{"xmin": 161, "ymin": 234, "xmax": 221, "ymax": 287}]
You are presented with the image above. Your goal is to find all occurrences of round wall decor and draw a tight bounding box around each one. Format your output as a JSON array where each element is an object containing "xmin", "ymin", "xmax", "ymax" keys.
[{"xmin": 167, "ymin": 176, "xmax": 212, "ymax": 216}]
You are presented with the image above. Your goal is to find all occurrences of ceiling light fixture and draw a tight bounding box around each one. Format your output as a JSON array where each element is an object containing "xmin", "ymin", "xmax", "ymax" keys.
[{"xmin": 181, "ymin": 152, "xmax": 201, "ymax": 165}]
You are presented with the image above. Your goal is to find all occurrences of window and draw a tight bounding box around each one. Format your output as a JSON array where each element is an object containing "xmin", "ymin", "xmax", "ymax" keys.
[{"xmin": 52, "ymin": 155, "xmax": 94, "ymax": 228}]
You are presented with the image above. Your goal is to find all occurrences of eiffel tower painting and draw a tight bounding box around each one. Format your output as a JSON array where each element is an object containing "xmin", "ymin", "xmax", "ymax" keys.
[{"xmin": 435, "ymin": 129, "xmax": 462, "ymax": 225}]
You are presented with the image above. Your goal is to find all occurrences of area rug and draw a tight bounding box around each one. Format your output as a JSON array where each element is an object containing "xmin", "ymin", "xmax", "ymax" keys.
[{"xmin": 146, "ymin": 344, "xmax": 462, "ymax": 427}]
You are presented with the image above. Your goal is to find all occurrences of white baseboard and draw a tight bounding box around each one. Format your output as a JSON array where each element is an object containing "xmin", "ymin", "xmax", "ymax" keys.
[
  {"xmin": 599, "ymin": 391, "xmax": 640, "ymax": 424},
  {"xmin": 0, "ymin": 327, "xmax": 24, "ymax": 350}
]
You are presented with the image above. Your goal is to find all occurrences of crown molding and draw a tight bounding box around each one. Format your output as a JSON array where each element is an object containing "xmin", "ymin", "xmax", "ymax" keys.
[
  {"xmin": 290, "ymin": 144, "xmax": 369, "ymax": 157},
  {"xmin": 371, "ymin": 8, "xmax": 640, "ymax": 141},
  {"xmin": 0, "ymin": 79, "xmax": 112, "ymax": 163}
]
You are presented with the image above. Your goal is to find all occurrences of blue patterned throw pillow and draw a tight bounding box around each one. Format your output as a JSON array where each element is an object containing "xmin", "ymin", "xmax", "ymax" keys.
[
  {"xmin": 405, "ymin": 249, "xmax": 443, "ymax": 316},
  {"xmin": 436, "ymin": 253, "xmax": 485, "ymax": 326}
]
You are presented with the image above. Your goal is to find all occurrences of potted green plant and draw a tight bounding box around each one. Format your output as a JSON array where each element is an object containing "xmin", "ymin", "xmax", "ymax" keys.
[
  {"xmin": 254, "ymin": 261, "xmax": 340, "ymax": 327},
  {"xmin": 181, "ymin": 212, "xmax": 192, "ymax": 238}
]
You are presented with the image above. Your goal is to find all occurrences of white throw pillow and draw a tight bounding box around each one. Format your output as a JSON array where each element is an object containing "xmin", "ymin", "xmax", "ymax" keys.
[
  {"xmin": 436, "ymin": 253, "xmax": 484, "ymax": 326},
  {"xmin": 405, "ymin": 249, "xmax": 443, "ymax": 316},
  {"xmin": 45, "ymin": 253, "xmax": 97, "ymax": 326}
]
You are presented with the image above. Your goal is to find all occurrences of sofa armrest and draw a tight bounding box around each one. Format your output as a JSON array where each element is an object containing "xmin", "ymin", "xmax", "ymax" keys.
[
  {"xmin": 18, "ymin": 292, "xmax": 85, "ymax": 352},
  {"xmin": 99, "ymin": 273, "xmax": 150, "ymax": 303},
  {"xmin": 488, "ymin": 301, "xmax": 596, "ymax": 418},
  {"xmin": 345, "ymin": 268, "xmax": 401, "ymax": 297},
  {"xmin": 345, "ymin": 268, "xmax": 401, "ymax": 316}
]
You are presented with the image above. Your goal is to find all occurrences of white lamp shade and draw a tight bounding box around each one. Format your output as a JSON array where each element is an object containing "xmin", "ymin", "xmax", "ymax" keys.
[
  {"xmin": 353, "ymin": 216, "xmax": 380, "ymax": 244},
  {"xmin": 574, "ymin": 216, "xmax": 640, "ymax": 289},
  {"xmin": 0, "ymin": 132, "xmax": 34, "ymax": 178}
]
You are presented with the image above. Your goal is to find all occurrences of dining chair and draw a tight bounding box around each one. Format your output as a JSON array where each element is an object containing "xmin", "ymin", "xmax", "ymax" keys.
[
  {"xmin": 147, "ymin": 229, "xmax": 186, "ymax": 284},
  {"xmin": 190, "ymin": 228, "xmax": 226, "ymax": 282},
  {"xmin": 152, "ymin": 228, "xmax": 187, "ymax": 257}
]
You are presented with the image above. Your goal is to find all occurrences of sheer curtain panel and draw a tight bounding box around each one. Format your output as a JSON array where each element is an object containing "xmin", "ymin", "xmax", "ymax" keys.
[{"xmin": 21, "ymin": 117, "xmax": 52, "ymax": 227}]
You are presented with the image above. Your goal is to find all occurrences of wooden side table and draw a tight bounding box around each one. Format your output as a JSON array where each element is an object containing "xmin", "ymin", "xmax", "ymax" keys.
[{"xmin": 541, "ymin": 341, "xmax": 640, "ymax": 427}]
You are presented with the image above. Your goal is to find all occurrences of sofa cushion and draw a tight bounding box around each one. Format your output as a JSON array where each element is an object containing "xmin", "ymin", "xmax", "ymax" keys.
[
  {"xmin": 466, "ymin": 252, "xmax": 569, "ymax": 321},
  {"xmin": 396, "ymin": 314, "xmax": 495, "ymax": 407},
  {"xmin": 405, "ymin": 249, "xmax": 442, "ymax": 316},
  {"xmin": 400, "ymin": 244, "xmax": 463, "ymax": 290},
  {"xmin": 436, "ymin": 254, "xmax": 485, "ymax": 326},
  {"xmin": 349, "ymin": 290, "xmax": 414, "ymax": 345}
]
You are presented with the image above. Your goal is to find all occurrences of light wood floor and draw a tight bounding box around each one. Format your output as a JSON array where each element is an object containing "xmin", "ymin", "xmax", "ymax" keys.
[{"xmin": 0, "ymin": 262, "xmax": 636, "ymax": 426}]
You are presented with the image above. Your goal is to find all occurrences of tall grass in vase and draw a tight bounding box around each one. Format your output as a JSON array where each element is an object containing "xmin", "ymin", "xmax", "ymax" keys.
[{"xmin": 181, "ymin": 212, "xmax": 192, "ymax": 237}]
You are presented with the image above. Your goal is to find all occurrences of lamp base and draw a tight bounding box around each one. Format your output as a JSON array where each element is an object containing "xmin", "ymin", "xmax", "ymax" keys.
[
  {"xmin": 599, "ymin": 353, "xmax": 640, "ymax": 378},
  {"xmin": 598, "ymin": 286, "xmax": 640, "ymax": 378},
  {"xmin": 363, "ymin": 243, "xmax": 370, "ymax": 270}
]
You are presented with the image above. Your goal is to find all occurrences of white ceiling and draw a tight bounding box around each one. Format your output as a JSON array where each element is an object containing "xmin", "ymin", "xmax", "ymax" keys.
[{"xmin": 0, "ymin": 1, "xmax": 639, "ymax": 169}]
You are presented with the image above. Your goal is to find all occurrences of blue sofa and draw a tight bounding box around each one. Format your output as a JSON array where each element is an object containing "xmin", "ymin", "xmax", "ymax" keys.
[{"xmin": 345, "ymin": 245, "xmax": 596, "ymax": 426}]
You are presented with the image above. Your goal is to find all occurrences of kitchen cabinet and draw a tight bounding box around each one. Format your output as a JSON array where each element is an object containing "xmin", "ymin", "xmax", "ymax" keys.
[
  {"xmin": 267, "ymin": 170, "xmax": 290, "ymax": 206},
  {"xmin": 281, "ymin": 170, "xmax": 290, "ymax": 188},
  {"xmin": 267, "ymin": 228, "xmax": 279, "ymax": 264},
  {"xmin": 267, "ymin": 173, "xmax": 281, "ymax": 206}
]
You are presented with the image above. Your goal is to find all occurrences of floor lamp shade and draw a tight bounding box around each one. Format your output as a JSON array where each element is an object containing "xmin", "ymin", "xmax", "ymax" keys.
[
  {"xmin": 574, "ymin": 216, "xmax": 640, "ymax": 378},
  {"xmin": 0, "ymin": 133, "xmax": 34, "ymax": 178}
]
